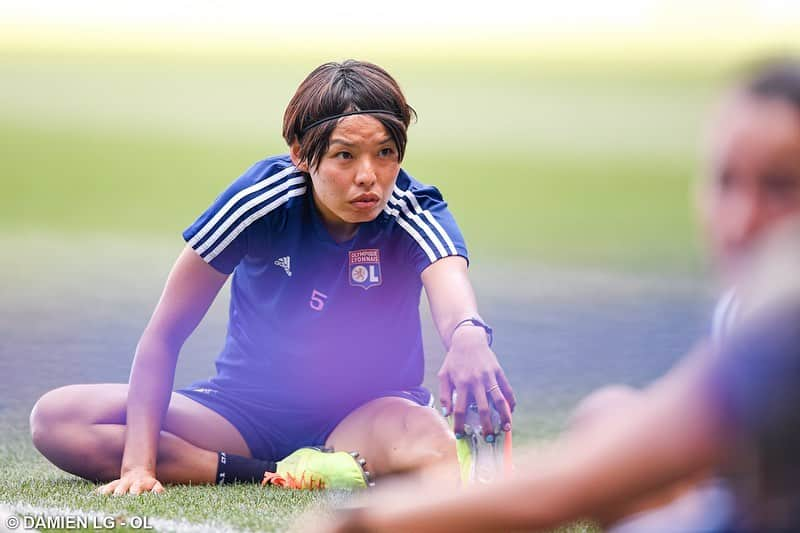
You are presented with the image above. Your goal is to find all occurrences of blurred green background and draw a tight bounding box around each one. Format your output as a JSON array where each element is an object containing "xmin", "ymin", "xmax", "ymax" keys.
[
  {"xmin": 1, "ymin": 54, "xmax": 718, "ymax": 272},
  {"xmin": 3, "ymin": 2, "xmax": 800, "ymax": 273}
]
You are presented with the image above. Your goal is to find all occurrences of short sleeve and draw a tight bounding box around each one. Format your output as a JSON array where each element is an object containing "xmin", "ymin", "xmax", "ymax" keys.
[
  {"xmin": 706, "ymin": 302, "xmax": 800, "ymax": 442},
  {"xmin": 182, "ymin": 157, "xmax": 306, "ymax": 274},
  {"xmin": 703, "ymin": 303, "xmax": 800, "ymax": 513},
  {"xmin": 385, "ymin": 177, "xmax": 469, "ymax": 276},
  {"xmin": 710, "ymin": 289, "xmax": 739, "ymax": 344}
]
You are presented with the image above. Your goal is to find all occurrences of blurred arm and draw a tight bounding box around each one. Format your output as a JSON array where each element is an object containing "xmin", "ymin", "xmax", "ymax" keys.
[{"xmin": 345, "ymin": 343, "xmax": 727, "ymax": 532}]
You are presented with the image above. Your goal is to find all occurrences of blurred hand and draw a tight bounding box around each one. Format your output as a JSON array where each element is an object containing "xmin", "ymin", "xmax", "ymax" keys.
[
  {"xmin": 438, "ymin": 325, "xmax": 516, "ymax": 437},
  {"xmin": 316, "ymin": 510, "xmax": 371, "ymax": 533},
  {"xmin": 291, "ymin": 503, "xmax": 375, "ymax": 533},
  {"xmin": 96, "ymin": 468, "xmax": 164, "ymax": 496}
]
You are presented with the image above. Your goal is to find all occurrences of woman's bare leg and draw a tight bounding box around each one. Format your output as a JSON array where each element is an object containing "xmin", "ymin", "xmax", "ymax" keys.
[
  {"xmin": 29, "ymin": 383, "xmax": 251, "ymax": 483},
  {"xmin": 325, "ymin": 397, "xmax": 459, "ymax": 484}
]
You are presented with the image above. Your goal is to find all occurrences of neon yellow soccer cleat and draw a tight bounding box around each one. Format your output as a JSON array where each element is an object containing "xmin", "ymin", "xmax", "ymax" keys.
[
  {"xmin": 455, "ymin": 432, "xmax": 476, "ymax": 483},
  {"xmin": 261, "ymin": 447, "xmax": 371, "ymax": 490}
]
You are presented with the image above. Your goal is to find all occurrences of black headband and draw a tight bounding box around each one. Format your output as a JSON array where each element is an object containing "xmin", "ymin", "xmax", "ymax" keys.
[{"xmin": 300, "ymin": 109, "xmax": 401, "ymax": 135}]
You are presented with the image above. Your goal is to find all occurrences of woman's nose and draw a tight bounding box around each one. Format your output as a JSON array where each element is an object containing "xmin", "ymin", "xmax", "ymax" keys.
[
  {"xmin": 355, "ymin": 160, "xmax": 377, "ymax": 186},
  {"xmin": 722, "ymin": 191, "xmax": 764, "ymax": 252}
]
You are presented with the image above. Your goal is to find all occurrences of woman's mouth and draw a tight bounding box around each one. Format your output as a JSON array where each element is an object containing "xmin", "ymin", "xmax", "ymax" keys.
[{"xmin": 350, "ymin": 193, "xmax": 381, "ymax": 210}]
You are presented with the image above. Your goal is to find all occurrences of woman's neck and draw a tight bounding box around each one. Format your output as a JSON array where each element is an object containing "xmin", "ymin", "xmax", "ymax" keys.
[{"xmin": 312, "ymin": 191, "xmax": 359, "ymax": 243}]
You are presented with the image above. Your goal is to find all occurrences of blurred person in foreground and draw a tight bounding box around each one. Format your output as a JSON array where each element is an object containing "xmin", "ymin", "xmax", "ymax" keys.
[
  {"xmin": 28, "ymin": 60, "xmax": 515, "ymax": 494},
  {"xmin": 321, "ymin": 58, "xmax": 800, "ymax": 532}
]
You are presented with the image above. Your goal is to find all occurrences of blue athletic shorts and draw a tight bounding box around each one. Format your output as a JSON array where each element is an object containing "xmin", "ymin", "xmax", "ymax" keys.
[{"xmin": 176, "ymin": 380, "xmax": 432, "ymax": 461}]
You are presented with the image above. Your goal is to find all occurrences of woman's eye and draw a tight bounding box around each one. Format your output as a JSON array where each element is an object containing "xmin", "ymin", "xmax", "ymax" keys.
[
  {"xmin": 715, "ymin": 171, "xmax": 734, "ymax": 193},
  {"xmin": 764, "ymin": 174, "xmax": 800, "ymax": 200},
  {"xmin": 335, "ymin": 151, "xmax": 353, "ymax": 160},
  {"xmin": 379, "ymin": 148, "xmax": 395, "ymax": 157}
]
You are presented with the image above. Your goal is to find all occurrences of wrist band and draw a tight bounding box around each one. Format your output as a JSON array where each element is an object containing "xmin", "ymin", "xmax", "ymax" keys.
[{"xmin": 451, "ymin": 317, "xmax": 493, "ymax": 347}]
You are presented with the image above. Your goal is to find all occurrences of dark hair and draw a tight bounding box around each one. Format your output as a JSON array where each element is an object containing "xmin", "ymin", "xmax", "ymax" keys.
[
  {"xmin": 282, "ymin": 60, "xmax": 416, "ymax": 170},
  {"xmin": 742, "ymin": 57, "xmax": 800, "ymax": 112}
]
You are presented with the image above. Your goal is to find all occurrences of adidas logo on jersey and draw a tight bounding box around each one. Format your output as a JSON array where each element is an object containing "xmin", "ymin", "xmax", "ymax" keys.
[{"xmin": 274, "ymin": 256, "xmax": 292, "ymax": 277}]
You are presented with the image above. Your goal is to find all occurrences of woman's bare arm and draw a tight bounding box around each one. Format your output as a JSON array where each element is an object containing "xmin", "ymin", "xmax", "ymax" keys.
[
  {"xmin": 422, "ymin": 256, "xmax": 515, "ymax": 435},
  {"xmin": 98, "ymin": 247, "xmax": 228, "ymax": 495}
]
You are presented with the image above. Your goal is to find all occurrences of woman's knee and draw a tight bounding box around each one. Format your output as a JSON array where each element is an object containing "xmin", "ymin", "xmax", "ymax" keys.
[
  {"xmin": 327, "ymin": 398, "xmax": 457, "ymax": 475},
  {"xmin": 30, "ymin": 384, "xmax": 124, "ymax": 452},
  {"xmin": 30, "ymin": 386, "xmax": 75, "ymax": 450},
  {"xmin": 387, "ymin": 405, "xmax": 456, "ymax": 469},
  {"xmin": 569, "ymin": 384, "xmax": 640, "ymax": 432},
  {"xmin": 406, "ymin": 407, "xmax": 455, "ymax": 452}
]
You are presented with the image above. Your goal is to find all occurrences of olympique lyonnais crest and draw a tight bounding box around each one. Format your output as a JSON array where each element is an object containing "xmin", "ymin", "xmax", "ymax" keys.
[{"xmin": 349, "ymin": 249, "xmax": 382, "ymax": 290}]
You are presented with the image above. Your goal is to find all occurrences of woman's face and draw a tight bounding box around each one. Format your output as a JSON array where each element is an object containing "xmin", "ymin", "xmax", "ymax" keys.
[
  {"xmin": 701, "ymin": 94, "xmax": 800, "ymax": 281},
  {"xmin": 292, "ymin": 114, "xmax": 401, "ymax": 242}
]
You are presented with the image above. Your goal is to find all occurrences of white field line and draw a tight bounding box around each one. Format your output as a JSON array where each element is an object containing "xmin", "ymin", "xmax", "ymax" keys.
[{"xmin": 1, "ymin": 502, "xmax": 245, "ymax": 533}]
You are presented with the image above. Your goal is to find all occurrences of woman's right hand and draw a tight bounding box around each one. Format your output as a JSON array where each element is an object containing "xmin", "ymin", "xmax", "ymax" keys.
[{"xmin": 96, "ymin": 468, "xmax": 164, "ymax": 496}]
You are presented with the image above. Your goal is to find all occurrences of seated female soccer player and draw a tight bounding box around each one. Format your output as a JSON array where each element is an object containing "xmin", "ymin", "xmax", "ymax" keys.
[
  {"xmin": 28, "ymin": 60, "xmax": 515, "ymax": 494},
  {"xmin": 322, "ymin": 58, "xmax": 800, "ymax": 531}
]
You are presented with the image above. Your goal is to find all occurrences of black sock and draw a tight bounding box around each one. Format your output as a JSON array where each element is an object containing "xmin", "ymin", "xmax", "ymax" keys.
[{"xmin": 216, "ymin": 452, "xmax": 278, "ymax": 485}]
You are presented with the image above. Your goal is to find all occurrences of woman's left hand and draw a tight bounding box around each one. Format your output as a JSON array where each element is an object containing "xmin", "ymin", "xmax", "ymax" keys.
[
  {"xmin": 437, "ymin": 324, "xmax": 516, "ymax": 437},
  {"xmin": 421, "ymin": 256, "xmax": 516, "ymax": 437}
]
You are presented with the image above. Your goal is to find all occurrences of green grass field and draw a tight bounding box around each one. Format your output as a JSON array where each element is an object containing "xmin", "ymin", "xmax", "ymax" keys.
[
  {"xmin": 0, "ymin": 442, "xmax": 597, "ymax": 533},
  {"xmin": 1, "ymin": 50, "xmax": 724, "ymax": 531}
]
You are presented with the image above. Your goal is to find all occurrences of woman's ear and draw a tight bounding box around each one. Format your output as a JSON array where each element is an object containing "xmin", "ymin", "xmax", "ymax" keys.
[{"xmin": 289, "ymin": 143, "xmax": 309, "ymax": 173}]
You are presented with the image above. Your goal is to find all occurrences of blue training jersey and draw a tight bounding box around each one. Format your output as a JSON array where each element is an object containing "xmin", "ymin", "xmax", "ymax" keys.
[
  {"xmin": 711, "ymin": 289, "xmax": 739, "ymax": 344},
  {"xmin": 183, "ymin": 155, "xmax": 468, "ymax": 410}
]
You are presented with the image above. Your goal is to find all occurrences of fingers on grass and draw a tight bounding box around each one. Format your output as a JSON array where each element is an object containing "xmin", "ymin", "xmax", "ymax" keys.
[
  {"xmin": 113, "ymin": 483, "xmax": 128, "ymax": 496},
  {"xmin": 96, "ymin": 480, "xmax": 119, "ymax": 496},
  {"xmin": 96, "ymin": 476, "xmax": 162, "ymax": 497}
]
